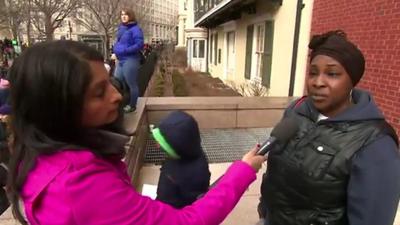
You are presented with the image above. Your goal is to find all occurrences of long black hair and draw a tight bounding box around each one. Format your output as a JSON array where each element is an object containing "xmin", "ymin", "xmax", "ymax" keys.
[{"xmin": 7, "ymin": 40, "xmax": 120, "ymax": 224}]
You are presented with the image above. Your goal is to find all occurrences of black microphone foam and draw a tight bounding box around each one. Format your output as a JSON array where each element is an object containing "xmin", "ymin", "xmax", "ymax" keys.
[{"xmin": 257, "ymin": 117, "xmax": 299, "ymax": 155}]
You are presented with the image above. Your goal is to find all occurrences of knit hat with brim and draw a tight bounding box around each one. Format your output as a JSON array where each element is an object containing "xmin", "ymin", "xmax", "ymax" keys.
[{"xmin": 152, "ymin": 110, "xmax": 203, "ymax": 160}]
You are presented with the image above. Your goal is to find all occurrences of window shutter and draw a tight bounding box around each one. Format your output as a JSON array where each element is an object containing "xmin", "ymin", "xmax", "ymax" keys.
[
  {"xmin": 214, "ymin": 33, "xmax": 218, "ymax": 65},
  {"xmin": 209, "ymin": 34, "xmax": 213, "ymax": 63},
  {"xmin": 261, "ymin": 21, "xmax": 274, "ymax": 88},
  {"xmin": 244, "ymin": 25, "xmax": 254, "ymax": 79}
]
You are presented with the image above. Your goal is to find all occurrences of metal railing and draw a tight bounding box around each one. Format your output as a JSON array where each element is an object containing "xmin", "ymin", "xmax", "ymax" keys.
[{"xmin": 194, "ymin": 0, "xmax": 224, "ymax": 22}]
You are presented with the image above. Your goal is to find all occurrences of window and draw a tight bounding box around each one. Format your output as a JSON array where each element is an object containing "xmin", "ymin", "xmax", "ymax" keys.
[
  {"xmin": 199, "ymin": 40, "xmax": 205, "ymax": 58},
  {"xmin": 193, "ymin": 40, "xmax": 198, "ymax": 58},
  {"xmin": 209, "ymin": 34, "xmax": 213, "ymax": 63},
  {"xmin": 255, "ymin": 23, "xmax": 265, "ymax": 80},
  {"xmin": 244, "ymin": 25, "xmax": 254, "ymax": 79}
]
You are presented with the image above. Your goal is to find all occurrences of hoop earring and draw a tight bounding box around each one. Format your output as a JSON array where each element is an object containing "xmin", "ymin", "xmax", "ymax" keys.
[{"xmin": 349, "ymin": 89, "xmax": 353, "ymax": 104}]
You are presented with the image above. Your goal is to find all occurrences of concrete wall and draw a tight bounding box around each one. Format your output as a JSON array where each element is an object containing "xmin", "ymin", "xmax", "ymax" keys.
[
  {"xmin": 144, "ymin": 96, "xmax": 294, "ymax": 128},
  {"xmin": 311, "ymin": 0, "xmax": 400, "ymax": 133}
]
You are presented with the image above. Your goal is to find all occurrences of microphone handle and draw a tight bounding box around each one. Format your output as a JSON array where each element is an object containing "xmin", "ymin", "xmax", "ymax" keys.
[
  {"xmin": 257, "ymin": 136, "xmax": 277, "ymax": 155},
  {"xmin": 207, "ymin": 138, "xmax": 277, "ymax": 192}
]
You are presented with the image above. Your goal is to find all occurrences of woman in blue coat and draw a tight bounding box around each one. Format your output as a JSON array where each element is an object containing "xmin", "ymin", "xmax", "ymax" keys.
[{"xmin": 113, "ymin": 9, "xmax": 144, "ymax": 113}]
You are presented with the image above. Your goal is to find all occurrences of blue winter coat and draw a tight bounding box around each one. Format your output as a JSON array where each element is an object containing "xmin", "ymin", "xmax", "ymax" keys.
[{"xmin": 113, "ymin": 22, "xmax": 144, "ymax": 63}]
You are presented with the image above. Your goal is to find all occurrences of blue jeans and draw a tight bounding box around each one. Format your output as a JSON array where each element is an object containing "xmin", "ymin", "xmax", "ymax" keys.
[{"xmin": 114, "ymin": 58, "xmax": 140, "ymax": 107}]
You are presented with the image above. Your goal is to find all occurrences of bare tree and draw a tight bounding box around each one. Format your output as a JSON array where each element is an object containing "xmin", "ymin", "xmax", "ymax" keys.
[
  {"xmin": 76, "ymin": 0, "xmax": 123, "ymax": 58},
  {"xmin": 77, "ymin": 0, "xmax": 152, "ymax": 58},
  {"xmin": 0, "ymin": 0, "xmax": 7, "ymax": 30},
  {"xmin": 26, "ymin": 0, "xmax": 33, "ymax": 45},
  {"xmin": 31, "ymin": 0, "xmax": 81, "ymax": 40},
  {"xmin": 0, "ymin": 0, "xmax": 28, "ymax": 40}
]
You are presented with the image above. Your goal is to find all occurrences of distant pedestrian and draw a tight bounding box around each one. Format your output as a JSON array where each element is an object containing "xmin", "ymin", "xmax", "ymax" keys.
[{"xmin": 113, "ymin": 8, "xmax": 144, "ymax": 113}]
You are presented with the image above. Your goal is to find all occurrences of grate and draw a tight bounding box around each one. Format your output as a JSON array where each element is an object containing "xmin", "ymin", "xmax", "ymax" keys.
[{"xmin": 144, "ymin": 128, "xmax": 272, "ymax": 164}]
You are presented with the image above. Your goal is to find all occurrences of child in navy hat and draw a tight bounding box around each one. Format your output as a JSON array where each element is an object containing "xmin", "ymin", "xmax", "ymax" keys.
[{"xmin": 153, "ymin": 110, "xmax": 210, "ymax": 208}]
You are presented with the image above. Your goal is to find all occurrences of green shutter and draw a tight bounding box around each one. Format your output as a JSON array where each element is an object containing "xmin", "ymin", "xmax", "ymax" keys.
[
  {"xmin": 214, "ymin": 33, "xmax": 218, "ymax": 65},
  {"xmin": 261, "ymin": 21, "xmax": 274, "ymax": 88},
  {"xmin": 209, "ymin": 34, "xmax": 213, "ymax": 63},
  {"xmin": 244, "ymin": 25, "xmax": 254, "ymax": 79}
]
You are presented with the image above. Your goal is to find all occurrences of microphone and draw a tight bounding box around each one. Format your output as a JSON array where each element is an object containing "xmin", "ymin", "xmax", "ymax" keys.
[{"xmin": 256, "ymin": 117, "xmax": 299, "ymax": 155}]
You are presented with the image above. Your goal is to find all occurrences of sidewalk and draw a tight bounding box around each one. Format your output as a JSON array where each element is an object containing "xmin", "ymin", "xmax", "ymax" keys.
[{"xmin": 1, "ymin": 184, "xmax": 400, "ymax": 225}]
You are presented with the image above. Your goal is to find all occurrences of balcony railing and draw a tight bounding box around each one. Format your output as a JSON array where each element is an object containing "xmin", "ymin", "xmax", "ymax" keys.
[
  {"xmin": 194, "ymin": 0, "xmax": 282, "ymax": 27},
  {"xmin": 194, "ymin": 0, "xmax": 225, "ymax": 23}
]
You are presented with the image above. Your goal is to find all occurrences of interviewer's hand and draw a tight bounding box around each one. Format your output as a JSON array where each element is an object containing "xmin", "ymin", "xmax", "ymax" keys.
[{"xmin": 242, "ymin": 145, "xmax": 267, "ymax": 172}]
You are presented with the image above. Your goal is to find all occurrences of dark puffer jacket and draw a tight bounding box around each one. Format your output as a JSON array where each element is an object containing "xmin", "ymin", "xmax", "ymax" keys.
[
  {"xmin": 155, "ymin": 111, "xmax": 210, "ymax": 208},
  {"xmin": 259, "ymin": 89, "xmax": 400, "ymax": 225}
]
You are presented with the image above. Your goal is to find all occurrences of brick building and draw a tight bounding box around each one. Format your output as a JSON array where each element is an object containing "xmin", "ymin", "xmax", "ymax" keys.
[{"xmin": 311, "ymin": 0, "xmax": 400, "ymax": 134}]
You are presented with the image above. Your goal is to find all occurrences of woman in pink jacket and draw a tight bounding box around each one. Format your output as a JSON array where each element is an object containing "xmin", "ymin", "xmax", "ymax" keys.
[{"xmin": 6, "ymin": 40, "xmax": 266, "ymax": 225}]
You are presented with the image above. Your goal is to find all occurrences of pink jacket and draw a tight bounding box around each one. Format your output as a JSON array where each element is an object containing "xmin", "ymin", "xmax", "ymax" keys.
[{"xmin": 22, "ymin": 150, "xmax": 256, "ymax": 225}]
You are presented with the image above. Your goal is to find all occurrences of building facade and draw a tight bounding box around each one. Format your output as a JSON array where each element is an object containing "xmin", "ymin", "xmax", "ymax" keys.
[
  {"xmin": 177, "ymin": 0, "xmax": 188, "ymax": 48},
  {"xmin": 148, "ymin": 0, "xmax": 179, "ymax": 44},
  {"xmin": 311, "ymin": 0, "xmax": 400, "ymax": 133},
  {"xmin": 193, "ymin": 0, "xmax": 314, "ymax": 96},
  {"xmin": 177, "ymin": 0, "xmax": 208, "ymax": 72}
]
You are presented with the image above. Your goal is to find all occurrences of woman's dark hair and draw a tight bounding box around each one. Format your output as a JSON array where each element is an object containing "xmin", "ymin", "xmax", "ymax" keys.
[
  {"xmin": 7, "ymin": 40, "xmax": 107, "ymax": 224},
  {"xmin": 121, "ymin": 8, "xmax": 137, "ymax": 23}
]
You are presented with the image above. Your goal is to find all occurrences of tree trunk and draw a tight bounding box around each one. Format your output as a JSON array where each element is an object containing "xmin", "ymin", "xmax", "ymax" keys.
[
  {"xmin": 45, "ymin": 30, "xmax": 54, "ymax": 41},
  {"xmin": 27, "ymin": 19, "xmax": 32, "ymax": 45},
  {"xmin": 45, "ymin": 16, "xmax": 54, "ymax": 41},
  {"xmin": 8, "ymin": 18, "xmax": 18, "ymax": 40},
  {"xmin": 104, "ymin": 33, "xmax": 111, "ymax": 60},
  {"xmin": 11, "ymin": 26, "xmax": 18, "ymax": 40},
  {"xmin": 27, "ymin": 0, "xmax": 32, "ymax": 45}
]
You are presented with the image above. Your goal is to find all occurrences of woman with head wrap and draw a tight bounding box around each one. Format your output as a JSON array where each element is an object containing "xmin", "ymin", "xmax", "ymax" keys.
[{"xmin": 257, "ymin": 30, "xmax": 400, "ymax": 225}]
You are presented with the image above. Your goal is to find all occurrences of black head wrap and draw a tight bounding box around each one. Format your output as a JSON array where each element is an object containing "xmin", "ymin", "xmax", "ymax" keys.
[{"xmin": 309, "ymin": 30, "xmax": 365, "ymax": 86}]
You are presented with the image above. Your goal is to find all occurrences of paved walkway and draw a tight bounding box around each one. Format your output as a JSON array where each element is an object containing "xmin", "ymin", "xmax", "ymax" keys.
[{"xmin": 1, "ymin": 187, "xmax": 400, "ymax": 225}]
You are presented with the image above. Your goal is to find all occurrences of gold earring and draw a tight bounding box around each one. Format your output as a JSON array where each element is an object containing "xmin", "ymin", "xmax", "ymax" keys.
[{"xmin": 349, "ymin": 89, "xmax": 353, "ymax": 104}]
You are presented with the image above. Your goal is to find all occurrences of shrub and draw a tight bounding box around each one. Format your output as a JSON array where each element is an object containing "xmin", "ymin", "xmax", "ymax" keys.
[
  {"xmin": 183, "ymin": 67, "xmax": 196, "ymax": 76},
  {"xmin": 173, "ymin": 48, "xmax": 187, "ymax": 67},
  {"xmin": 172, "ymin": 70, "xmax": 188, "ymax": 96},
  {"xmin": 154, "ymin": 73, "xmax": 165, "ymax": 97},
  {"xmin": 227, "ymin": 80, "xmax": 269, "ymax": 97}
]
